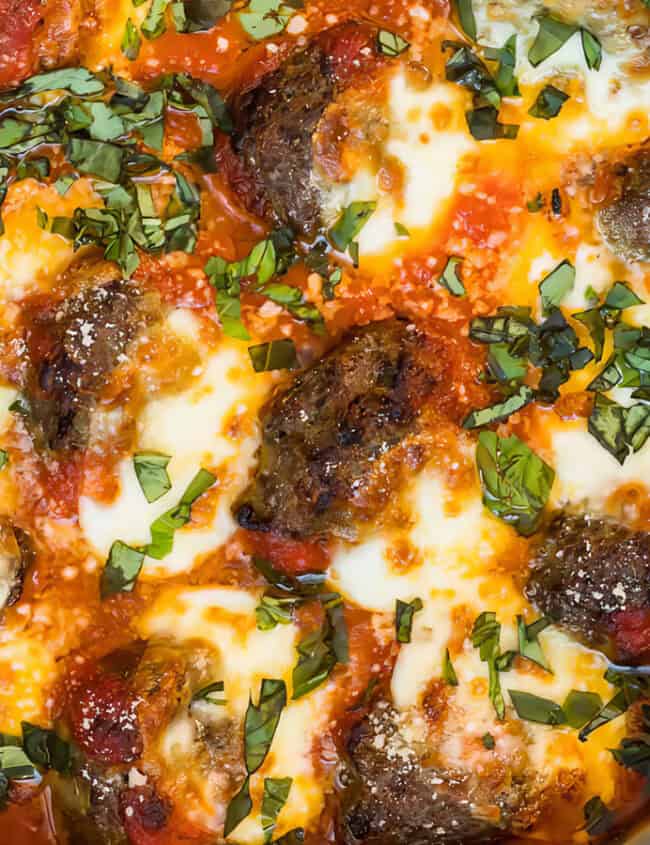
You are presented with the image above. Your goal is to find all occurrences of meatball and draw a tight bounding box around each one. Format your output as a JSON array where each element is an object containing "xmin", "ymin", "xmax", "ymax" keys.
[
  {"xmin": 235, "ymin": 319, "xmax": 442, "ymax": 538},
  {"xmin": 22, "ymin": 262, "xmax": 155, "ymax": 451},
  {"xmin": 526, "ymin": 512, "xmax": 650, "ymax": 659},
  {"xmin": 0, "ymin": 518, "xmax": 32, "ymax": 610},
  {"xmin": 597, "ymin": 150, "xmax": 650, "ymax": 264},
  {"xmin": 342, "ymin": 701, "xmax": 507, "ymax": 845},
  {"xmin": 230, "ymin": 22, "xmax": 378, "ymax": 236}
]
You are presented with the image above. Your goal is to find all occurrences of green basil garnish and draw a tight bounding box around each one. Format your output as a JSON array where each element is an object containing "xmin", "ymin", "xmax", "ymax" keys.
[
  {"xmin": 292, "ymin": 623, "xmax": 337, "ymax": 700},
  {"xmin": 133, "ymin": 452, "xmax": 172, "ymax": 503},
  {"xmin": 466, "ymin": 106, "xmax": 519, "ymax": 141},
  {"xmin": 329, "ymin": 201, "xmax": 376, "ymax": 263},
  {"xmin": 442, "ymin": 648, "xmax": 458, "ymax": 686},
  {"xmin": 100, "ymin": 541, "xmax": 145, "ymax": 599},
  {"xmin": 482, "ymin": 732, "xmax": 495, "ymax": 750},
  {"xmin": 528, "ymin": 85, "xmax": 569, "ymax": 120},
  {"xmin": 579, "ymin": 668, "xmax": 650, "ymax": 741},
  {"xmin": 395, "ymin": 598, "xmax": 423, "ymax": 644},
  {"xmin": 394, "ymin": 222, "xmax": 410, "ymax": 237},
  {"xmin": 274, "ymin": 831, "xmax": 305, "ymax": 844},
  {"xmin": 377, "ymin": 30, "xmax": 409, "ymax": 57},
  {"xmin": 0, "ymin": 746, "xmax": 38, "ymax": 781},
  {"xmin": 487, "ymin": 343, "xmax": 527, "ymax": 384},
  {"xmin": 539, "ymin": 260, "xmax": 575, "ymax": 313},
  {"xmin": 191, "ymin": 681, "xmax": 226, "ymax": 705},
  {"xmin": 528, "ymin": 14, "xmax": 578, "ymax": 67},
  {"xmin": 443, "ymin": 43, "xmax": 500, "ymax": 109},
  {"xmin": 262, "ymin": 776, "xmax": 292, "ymax": 843},
  {"xmin": 0, "ymin": 450, "xmax": 7, "ymax": 471},
  {"xmin": 581, "ymin": 29, "xmax": 602, "ymax": 71},
  {"xmin": 146, "ymin": 468, "xmax": 216, "ymax": 559},
  {"xmin": 508, "ymin": 690, "xmax": 566, "ymax": 725},
  {"xmin": 484, "ymin": 35, "xmax": 519, "ymax": 97},
  {"xmin": 563, "ymin": 690, "xmax": 603, "ymax": 730},
  {"xmin": 249, "ymin": 339, "xmax": 297, "ymax": 373},
  {"xmin": 438, "ymin": 256, "xmax": 466, "ymax": 296},
  {"xmin": 245, "ymin": 678, "xmax": 287, "ymax": 774},
  {"xmin": 527, "ymin": 193, "xmax": 543, "ymax": 212},
  {"xmin": 224, "ymin": 775, "xmax": 252, "ymax": 837},
  {"xmin": 517, "ymin": 614, "xmax": 551, "ymax": 671},
  {"xmin": 583, "ymin": 796, "xmax": 614, "ymax": 837},
  {"xmin": 471, "ymin": 611, "xmax": 505, "ymax": 720},
  {"xmin": 21, "ymin": 722, "xmax": 70, "ymax": 773},
  {"xmin": 610, "ymin": 703, "xmax": 650, "ymax": 779},
  {"xmin": 3, "ymin": 67, "xmax": 104, "ymax": 99},
  {"xmin": 66, "ymin": 139, "xmax": 124, "ymax": 182},
  {"xmin": 252, "ymin": 556, "xmax": 326, "ymax": 597},
  {"xmin": 121, "ymin": 18, "xmax": 142, "ymax": 60},
  {"xmin": 588, "ymin": 394, "xmax": 628, "ymax": 464},
  {"xmin": 476, "ymin": 431, "xmax": 554, "ymax": 536},
  {"xmin": 462, "ymin": 385, "xmax": 535, "ymax": 430},
  {"xmin": 238, "ymin": 0, "xmax": 298, "ymax": 40},
  {"xmin": 172, "ymin": 0, "xmax": 232, "ymax": 32},
  {"xmin": 451, "ymin": 0, "xmax": 476, "ymax": 41},
  {"xmin": 142, "ymin": 0, "xmax": 171, "ymax": 39},
  {"xmin": 256, "ymin": 595, "xmax": 295, "ymax": 631}
]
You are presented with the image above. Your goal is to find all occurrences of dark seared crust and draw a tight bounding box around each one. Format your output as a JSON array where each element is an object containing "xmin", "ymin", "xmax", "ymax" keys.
[
  {"xmin": 342, "ymin": 702, "xmax": 506, "ymax": 845},
  {"xmin": 232, "ymin": 41, "xmax": 334, "ymax": 236},
  {"xmin": 526, "ymin": 512, "xmax": 650, "ymax": 649},
  {"xmin": 54, "ymin": 765, "xmax": 128, "ymax": 845},
  {"xmin": 0, "ymin": 518, "xmax": 32, "ymax": 609},
  {"xmin": 597, "ymin": 150, "xmax": 650, "ymax": 263},
  {"xmin": 235, "ymin": 319, "xmax": 439, "ymax": 538},
  {"xmin": 23, "ymin": 268, "xmax": 152, "ymax": 451}
]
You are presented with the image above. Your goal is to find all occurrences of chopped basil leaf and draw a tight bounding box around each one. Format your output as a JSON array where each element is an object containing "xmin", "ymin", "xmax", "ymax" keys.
[
  {"xmin": 394, "ymin": 222, "xmax": 410, "ymax": 237},
  {"xmin": 574, "ymin": 307, "xmax": 605, "ymax": 361},
  {"xmin": 476, "ymin": 431, "xmax": 554, "ymax": 535},
  {"xmin": 323, "ymin": 593, "xmax": 349, "ymax": 664},
  {"xmin": 588, "ymin": 394, "xmax": 628, "ymax": 464},
  {"xmin": 245, "ymin": 678, "xmax": 286, "ymax": 774},
  {"xmin": 274, "ymin": 831, "xmax": 305, "ymax": 845},
  {"xmin": 191, "ymin": 680, "xmax": 226, "ymax": 705},
  {"xmin": 142, "ymin": 0, "xmax": 172, "ymax": 39},
  {"xmin": 0, "ymin": 746, "xmax": 38, "ymax": 781},
  {"xmin": 484, "ymin": 35, "xmax": 519, "ymax": 98},
  {"xmin": 173, "ymin": 0, "xmax": 232, "ymax": 32},
  {"xmin": 528, "ymin": 14, "xmax": 578, "ymax": 67},
  {"xmin": 462, "ymin": 385, "xmax": 535, "ymax": 430},
  {"xmin": 173, "ymin": 73, "xmax": 232, "ymax": 133},
  {"xmin": 583, "ymin": 796, "xmax": 614, "ymax": 837},
  {"xmin": 146, "ymin": 468, "xmax": 216, "ymax": 559},
  {"xmin": 121, "ymin": 18, "xmax": 142, "ymax": 60},
  {"xmin": 21, "ymin": 723, "xmax": 70, "ymax": 773},
  {"xmin": 551, "ymin": 188, "xmax": 563, "ymax": 216},
  {"xmin": 249, "ymin": 339, "xmax": 297, "ymax": 373},
  {"xmin": 563, "ymin": 690, "xmax": 603, "ymax": 730},
  {"xmin": 539, "ymin": 260, "xmax": 575, "ymax": 313},
  {"xmin": 610, "ymin": 703, "xmax": 650, "ymax": 779},
  {"xmin": 0, "ymin": 450, "xmax": 7, "ymax": 471},
  {"xmin": 239, "ymin": 0, "xmax": 297, "ymax": 40},
  {"xmin": 470, "ymin": 308, "xmax": 531, "ymax": 345},
  {"xmin": 329, "ymin": 201, "xmax": 376, "ymax": 259},
  {"xmin": 252, "ymin": 556, "xmax": 326, "ymax": 597},
  {"xmin": 100, "ymin": 541, "xmax": 145, "ymax": 599},
  {"xmin": 527, "ymin": 193, "xmax": 543, "ymax": 213},
  {"xmin": 16, "ymin": 157, "xmax": 50, "ymax": 181},
  {"xmin": 133, "ymin": 452, "xmax": 172, "ymax": 503},
  {"xmin": 471, "ymin": 612, "xmax": 505, "ymax": 720},
  {"xmin": 443, "ymin": 43, "xmax": 500, "ymax": 109},
  {"xmin": 256, "ymin": 595, "xmax": 295, "ymax": 630},
  {"xmin": 487, "ymin": 343, "xmax": 527, "ymax": 384},
  {"xmin": 508, "ymin": 690, "xmax": 566, "ymax": 725},
  {"xmin": 66, "ymin": 139, "xmax": 124, "ymax": 182},
  {"xmin": 395, "ymin": 598, "xmax": 423, "ymax": 644},
  {"xmin": 377, "ymin": 29, "xmax": 409, "ymax": 57},
  {"xmin": 604, "ymin": 281, "xmax": 643, "ymax": 310},
  {"xmin": 438, "ymin": 256, "xmax": 466, "ymax": 296},
  {"xmin": 292, "ymin": 623, "xmax": 337, "ymax": 700},
  {"xmin": 579, "ymin": 669, "xmax": 650, "ymax": 741},
  {"xmin": 224, "ymin": 776, "xmax": 252, "ymax": 837},
  {"xmin": 482, "ymin": 732, "xmax": 495, "ymax": 750},
  {"xmin": 451, "ymin": 0, "xmax": 476, "ymax": 41},
  {"xmin": 442, "ymin": 648, "xmax": 458, "ymax": 686},
  {"xmin": 4, "ymin": 67, "xmax": 105, "ymax": 99},
  {"xmin": 466, "ymin": 106, "xmax": 519, "ymax": 141},
  {"xmin": 528, "ymin": 84, "xmax": 569, "ymax": 120},
  {"xmin": 262, "ymin": 776, "xmax": 292, "ymax": 843},
  {"xmin": 517, "ymin": 614, "xmax": 551, "ymax": 671},
  {"xmin": 581, "ymin": 28, "xmax": 602, "ymax": 71}
]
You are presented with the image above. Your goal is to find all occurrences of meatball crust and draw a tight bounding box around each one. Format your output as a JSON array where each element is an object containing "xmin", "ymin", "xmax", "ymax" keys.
[
  {"xmin": 235, "ymin": 319, "xmax": 443, "ymax": 538},
  {"xmin": 231, "ymin": 22, "xmax": 378, "ymax": 235},
  {"xmin": 597, "ymin": 150, "xmax": 650, "ymax": 264},
  {"xmin": 342, "ymin": 701, "xmax": 507, "ymax": 845},
  {"xmin": 526, "ymin": 512, "xmax": 650, "ymax": 657},
  {"xmin": 0, "ymin": 518, "xmax": 32, "ymax": 610}
]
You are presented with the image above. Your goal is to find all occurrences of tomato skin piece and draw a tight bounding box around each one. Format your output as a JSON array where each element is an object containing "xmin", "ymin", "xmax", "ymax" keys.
[
  {"xmin": 0, "ymin": 0, "xmax": 43, "ymax": 89},
  {"xmin": 67, "ymin": 666, "xmax": 143, "ymax": 765},
  {"xmin": 120, "ymin": 787, "xmax": 170, "ymax": 845},
  {"xmin": 240, "ymin": 528, "xmax": 330, "ymax": 575},
  {"xmin": 612, "ymin": 608, "xmax": 650, "ymax": 660},
  {"xmin": 319, "ymin": 21, "xmax": 380, "ymax": 86}
]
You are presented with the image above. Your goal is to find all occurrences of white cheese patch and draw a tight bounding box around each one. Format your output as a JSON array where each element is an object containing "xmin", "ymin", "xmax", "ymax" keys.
[
  {"xmin": 316, "ymin": 67, "xmax": 475, "ymax": 259},
  {"xmin": 80, "ymin": 310, "xmax": 273, "ymax": 577},
  {"xmin": 140, "ymin": 586, "xmax": 333, "ymax": 842}
]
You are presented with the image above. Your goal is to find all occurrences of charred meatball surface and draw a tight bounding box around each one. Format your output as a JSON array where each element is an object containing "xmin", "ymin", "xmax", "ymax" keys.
[
  {"xmin": 236, "ymin": 319, "xmax": 443, "ymax": 538},
  {"xmin": 526, "ymin": 512, "xmax": 650, "ymax": 658},
  {"xmin": 597, "ymin": 150, "xmax": 650, "ymax": 264}
]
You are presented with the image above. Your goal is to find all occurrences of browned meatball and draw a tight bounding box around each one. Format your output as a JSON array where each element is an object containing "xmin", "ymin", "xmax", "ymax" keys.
[
  {"xmin": 235, "ymin": 319, "xmax": 443, "ymax": 538},
  {"xmin": 230, "ymin": 22, "xmax": 379, "ymax": 236},
  {"xmin": 0, "ymin": 518, "xmax": 32, "ymax": 610},
  {"xmin": 526, "ymin": 512, "xmax": 650, "ymax": 659},
  {"xmin": 342, "ymin": 701, "xmax": 508, "ymax": 845},
  {"xmin": 597, "ymin": 150, "xmax": 650, "ymax": 264}
]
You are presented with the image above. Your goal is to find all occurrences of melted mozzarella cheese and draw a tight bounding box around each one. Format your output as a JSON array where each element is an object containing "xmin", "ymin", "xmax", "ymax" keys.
[
  {"xmin": 0, "ymin": 626, "xmax": 57, "ymax": 734},
  {"xmin": 316, "ymin": 66, "xmax": 476, "ymax": 264},
  {"xmin": 80, "ymin": 309, "xmax": 275, "ymax": 577},
  {"xmin": 79, "ymin": 0, "xmax": 150, "ymax": 75},
  {"xmin": 140, "ymin": 586, "xmax": 334, "ymax": 842},
  {"xmin": 0, "ymin": 179, "xmax": 101, "ymax": 301},
  {"xmin": 330, "ymin": 460, "xmax": 626, "ymax": 800}
]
